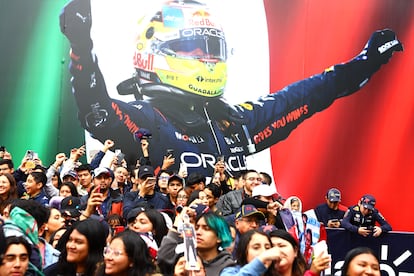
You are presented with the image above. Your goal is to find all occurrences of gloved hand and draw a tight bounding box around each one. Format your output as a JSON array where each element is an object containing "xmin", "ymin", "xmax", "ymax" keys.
[
  {"xmin": 59, "ymin": 0, "xmax": 93, "ymax": 54},
  {"xmin": 356, "ymin": 29, "xmax": 403, "ymax": 72}
]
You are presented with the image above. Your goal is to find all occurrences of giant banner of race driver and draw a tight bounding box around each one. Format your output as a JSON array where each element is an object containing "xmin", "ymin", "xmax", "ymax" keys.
[{"xmin": 60, "ymin": 0, "xmax": 412, "ymax": 230}]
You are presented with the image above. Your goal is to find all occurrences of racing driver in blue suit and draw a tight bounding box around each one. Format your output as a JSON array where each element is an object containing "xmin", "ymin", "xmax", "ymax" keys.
[{"xmin": 60, "ymin": 0, "xmax": 403, "ymax": 177}]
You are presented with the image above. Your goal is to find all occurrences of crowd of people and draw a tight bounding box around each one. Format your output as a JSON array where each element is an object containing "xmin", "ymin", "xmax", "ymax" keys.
[{"xmin": 0, "ymin": 142, "xmax": 392, "ymax": 276}]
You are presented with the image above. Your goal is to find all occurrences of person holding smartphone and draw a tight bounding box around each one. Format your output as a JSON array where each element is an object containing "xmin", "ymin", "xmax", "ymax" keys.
[
  {"xmin": 123, "ymin": 165, "xmax": 174, "ymax": 218},
  {"xmin": 81, "ymin": 167, "xmax": 124, "ymax": 218},
  {"xmin": 314, "ymin": 188, "xmax": 347, "ymax": 228},
  {"xmin": 341, "ymin": 194, "xmax": 392, "ymax": 237}
]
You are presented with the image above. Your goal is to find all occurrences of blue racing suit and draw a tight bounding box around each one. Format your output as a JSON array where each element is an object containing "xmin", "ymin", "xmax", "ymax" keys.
[
  {"xmin": 341, "ymin": 204, "xmax": 392, "ymax": 234},
  {"xmin": 60, "ymin": 0, "xmax": 402, "ymax": 177}
]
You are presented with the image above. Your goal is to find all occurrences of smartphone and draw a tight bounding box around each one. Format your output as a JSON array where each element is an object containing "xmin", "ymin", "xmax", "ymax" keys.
[
  {"xmin": 117, "ymin": 153, "xmax": 125, "ymax": 165},
  {"xmin": 0, "ymin": 146, "xmax": 5, "ymax": 152},
  {"xmin": 217, "ymin": 155, "xmax": 224, "ymax": 162},
  {"xmin": 115, "ymin": 149, "xmax": 125, "ymax": 165},
  {"xmin": 166, "ymin": 148, "xmax": 174, "ymax": 157},
  {"xmin": 146, "ymin": 177, "xmax": 156, "ymax": 186},
  {"xmin": 25, "ymin": 150, "xmax": 36, "ymax": 169},
  {"xmin": 113, "ymin": 225, "xmax": 125, "ymax": 235},
  {"xmin": 313, "ymin": 240, "xmax": 328, "ymax": 257},
  {"xmin": 26, "ymin": 150, "xmax": 34, "ymax": 160},
  {"xmin": 179, "ymin": 163, "xmax": 187, "ymax": 176}
]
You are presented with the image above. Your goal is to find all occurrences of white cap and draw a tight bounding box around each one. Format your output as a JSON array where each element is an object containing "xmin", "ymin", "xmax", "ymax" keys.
[{"xmin": 252, "ymin": 184, "xmax": 277, "ymax": 197}]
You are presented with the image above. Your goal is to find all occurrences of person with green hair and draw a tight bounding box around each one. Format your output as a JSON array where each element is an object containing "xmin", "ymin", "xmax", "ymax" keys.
[{"xmin": 158, "ymin": 207, "xmax": 234, "ymax": 275}]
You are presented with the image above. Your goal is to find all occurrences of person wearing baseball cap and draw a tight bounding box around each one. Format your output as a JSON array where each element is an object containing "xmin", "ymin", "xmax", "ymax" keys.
[
  {"xmin": 231, "ymin": 204, "xmax": 265, "ymax": 258},
  {"xmin": 60, "ymin": 195, "xmax": 83, "ymax": 226},
  {"xmin": 341, "ymin": 194, "xmax": 392, "ymax": 237},
  {"xmin": 314, "ymin": 188, "xmax": 347, "ymax": 228},
  {"xmin": 235, "ymin": 204, "xmax": 265, "ymax": 233},
  {"xmin": 166, "ymin": 174, "xmax": 184, "ymax": 207},
  {"xmin": 123, "ymin": 165, "xmax": 174, "ymax": 218},
  {"xmin": 81, "ymin": 167, "xmax": 124, "ymax": 219}
]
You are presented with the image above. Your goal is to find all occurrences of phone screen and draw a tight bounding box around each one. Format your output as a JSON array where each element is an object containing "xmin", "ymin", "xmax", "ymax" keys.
[
  {"xmin": 117, "ymin": 152, "xmax": 125, "ymax": 165},
  {"xmin": 26, "ymin": 150, "xmax": 34, "ymax": 160}
]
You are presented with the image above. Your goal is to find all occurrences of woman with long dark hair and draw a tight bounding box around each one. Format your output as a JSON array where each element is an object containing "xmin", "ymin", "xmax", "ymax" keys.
[
  {"xmin": 0, "ymin": 173, "xmax": 17, "ymax": 216},
  {"xmin": 96, "ymin": 230, "xmax": 155, "ymax": 276},
  {"xmin": 44, "ymin": 218, "xmax": 107, "ymax": 276},
  {"xmin": 268, "ymin": 229, "xmax": 330, "ymax": 276},
  {"xmin": 128, "ymin": 207, "xmax": 168, "ymax": 247},
  {"xmin": 59, "ymin": 182, "xmax": 79, "ymax": 198},
  {"xmin": 221, "ymin": 229, "xmax": 277, "ymax": 276}
]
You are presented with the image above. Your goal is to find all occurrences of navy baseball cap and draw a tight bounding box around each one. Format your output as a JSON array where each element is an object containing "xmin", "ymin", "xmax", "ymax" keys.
[
  {"xmin": 361, "ymin": 194, "xmax": 376, "ymax": 210},
  {"xmin": 168, "ymin": 174, "xmax": 184, "ymax": 185},
  {"xmin": 235, "ymin": 204, "xmax": 265, "ymax": 220},
  {"xmin": 62, "ymin": 170, "xmax": 78, "ymax": 180},
  {"xmin": 327, "ymin": 188, "xmax": 341, "ymax": 202},
  {"xmin": 138, "ymin": 165, "xmax": 154, "ymax": 179},
  {"xmin": 60, "ymin": 196, "xmax": 82, "ymax": 217}
]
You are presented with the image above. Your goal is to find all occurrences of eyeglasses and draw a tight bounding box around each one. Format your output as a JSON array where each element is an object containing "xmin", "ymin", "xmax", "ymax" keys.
[
  {"xmin": 103, "ymin": 247, "xmax": 124, "ymax": 257},
  {"xmin": 159, "ymin": 176, "xmax": 169, "ymax": 180},
  {"xmin": 177, "ymin": 195, "xmax": 188, "ymax": 199},
  {"xmin": 239, "ymin": 217, "xmax": 260, "ymax": 225}
]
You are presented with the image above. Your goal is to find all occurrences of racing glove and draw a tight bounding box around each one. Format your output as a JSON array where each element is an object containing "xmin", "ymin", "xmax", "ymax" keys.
[
  {"xmin": 59, "ymin": 0, "xmax": 94, "ymax": 65},
  {"xmin": 354, "ymin": 29, "xmax": 403, "ymax": 73},
  {"xmin": 332, "ymin": 29, "xmax": 403, "ymax": 96}
]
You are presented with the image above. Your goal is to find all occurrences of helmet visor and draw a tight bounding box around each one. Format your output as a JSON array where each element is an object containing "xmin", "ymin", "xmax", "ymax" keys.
[{"xmin": 160, "ymin": 35, "xmax": 226, "ymax": 61}]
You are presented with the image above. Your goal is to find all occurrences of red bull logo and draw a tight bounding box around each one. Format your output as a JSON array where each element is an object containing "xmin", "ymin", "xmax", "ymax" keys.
[{"xmin": 133, "ymin": 53, "xmax": 154, "ymax": 71}]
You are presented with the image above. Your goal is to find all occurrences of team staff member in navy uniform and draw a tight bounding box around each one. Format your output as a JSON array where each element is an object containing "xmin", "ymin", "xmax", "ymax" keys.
[
  {"xmin": 314, "ymin": 188, "xmax": 346, "ymax": 228},
  {"xmin": 59, "ymin": 0, "xmax": 403, "ymax": 177},
  {"xmin": 341, "ymin": 194, "xmax": 392, "ymax": 237}
]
